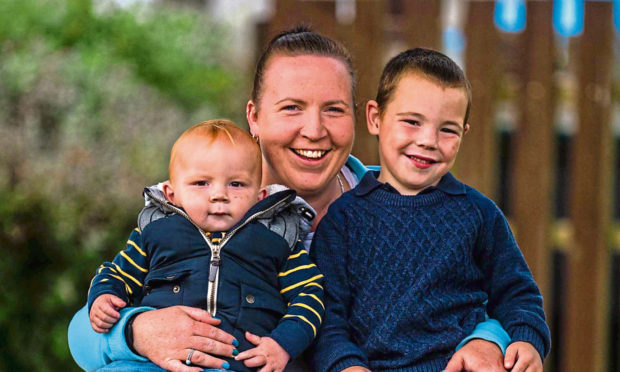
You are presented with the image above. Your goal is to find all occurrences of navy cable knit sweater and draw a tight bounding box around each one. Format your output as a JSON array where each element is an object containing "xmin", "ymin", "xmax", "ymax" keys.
[{"xmin": 310, "ymin": 171, "xmax": 550, "ymax": 372}]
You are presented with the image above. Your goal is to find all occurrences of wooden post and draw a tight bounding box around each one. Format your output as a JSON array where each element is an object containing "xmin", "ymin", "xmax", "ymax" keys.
[
  {"xmin": 564, "ymin": 3, "xmax": 614, "ymax": 372},
  {"xmin": 339, "ymin": 1, "xmax": 385, "ymax": 165},
  {"xmin": 267, "ymin": 0, "xmax": 337, "ymax": 40},
  {"xmin": 511, "ymin": 1, "xmax": 553, "ymax": 303},
  {"xmin": 400, "ymin": 0, "xmax": 441, "ymax": 50},
  {"xmin": 458, "ymin": 1, "xmax": 499, "ymax": 198}
]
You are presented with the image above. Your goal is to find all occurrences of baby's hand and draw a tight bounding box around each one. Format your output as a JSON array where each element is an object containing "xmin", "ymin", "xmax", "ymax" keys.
[
  {"xmin": 89, "ymin": 294, "xmax": 126, "ymax": 333},
  {"xmin": 504, "ymin": 341, "xmax": 543, "ymax": 372},
  {"xmin": 234, "ymin": 331, "xmax": 290, "ymax": 372}
]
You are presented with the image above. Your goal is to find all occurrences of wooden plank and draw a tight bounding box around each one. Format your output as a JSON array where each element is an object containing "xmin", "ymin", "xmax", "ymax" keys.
[
  {"xmin": 400, "ymin": 0, "xmax": 441, "ymax": 50},
  {"xmin": 510, "ymin": 3, "xmax": 554, "ymax": 368},
  {"xmin": 458, "ymin": 1, "xmax": 499, "ymax": 198},
  {"xmin": 268, "ymin": 0, "xmax": 337, "ymax": 40},
  {"xmin": 511, "ymin": 0, "xmax": 553, "ymax": 302},
  {"xmin": 339, "ymin": 0, "xmax": 385, "ymax": 165},
  {"xmin": 563, "ymin": 3, "xmax": 614, "ymax": 372}
]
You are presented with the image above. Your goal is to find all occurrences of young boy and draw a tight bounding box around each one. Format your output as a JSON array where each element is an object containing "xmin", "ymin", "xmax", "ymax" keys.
[
  {"xmin": 310, "ymin": 49, "xmax": 550, "ymax": 372},
  {"xmin": 87, "ymin": 120, "xmax": 324, "ymax": 372}
]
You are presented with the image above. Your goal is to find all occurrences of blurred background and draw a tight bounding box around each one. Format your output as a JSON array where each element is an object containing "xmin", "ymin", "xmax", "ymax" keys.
[{"xmin": 0, "ymin": 0, "xmax": 618, "ymax": 371}]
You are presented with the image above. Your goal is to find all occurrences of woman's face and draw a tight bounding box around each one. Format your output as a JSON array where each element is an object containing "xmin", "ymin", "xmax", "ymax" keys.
[{"xmin": 247, "ymin": 55, "xmax": 355, "ymax": 198}]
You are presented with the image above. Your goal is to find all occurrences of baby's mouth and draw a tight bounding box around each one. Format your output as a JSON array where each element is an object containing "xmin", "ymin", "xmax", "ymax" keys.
[{"xmin": 292, "ymin": 149, "xmax": 330, "ymax": 160}]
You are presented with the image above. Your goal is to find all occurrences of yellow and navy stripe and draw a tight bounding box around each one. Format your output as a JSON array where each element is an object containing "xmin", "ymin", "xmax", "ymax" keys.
[
  {"xmin": 277, "ymin": 246, "xmax": 325, "ymax": 338},
  {"xmin": 89, "ymin": 228, "xmax": 149, "ymax": 302}
]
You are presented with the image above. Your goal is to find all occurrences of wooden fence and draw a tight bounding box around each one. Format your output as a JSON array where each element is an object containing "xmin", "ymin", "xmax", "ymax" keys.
[{"xmin": 261, "ymin": 1, "xmax": 619, "ymax": 371}]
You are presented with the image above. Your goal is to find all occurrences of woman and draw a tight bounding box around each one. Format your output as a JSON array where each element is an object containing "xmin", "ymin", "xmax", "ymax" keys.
[{"xmin": 69, "ymin": 27, "xmax": 509, "ymax": 372}]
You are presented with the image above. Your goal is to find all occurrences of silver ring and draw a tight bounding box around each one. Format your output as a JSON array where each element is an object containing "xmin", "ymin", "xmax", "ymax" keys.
[{"xmin": 185, "ymin": 348, "xmax": 195, "ymax": 366}]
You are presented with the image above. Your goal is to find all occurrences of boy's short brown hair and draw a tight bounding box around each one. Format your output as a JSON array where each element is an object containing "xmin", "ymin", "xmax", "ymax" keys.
[{"xmin": 375, "ymin": 48, "xmax": 472, "ymax": 124}]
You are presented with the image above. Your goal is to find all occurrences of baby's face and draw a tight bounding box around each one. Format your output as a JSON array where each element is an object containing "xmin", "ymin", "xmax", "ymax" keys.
[{"xmin": 167, "ymin": 136, "xmax": 264, "ymax": 232}]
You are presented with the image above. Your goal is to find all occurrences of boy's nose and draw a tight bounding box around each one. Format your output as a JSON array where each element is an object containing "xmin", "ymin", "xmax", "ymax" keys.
[{"xmin": 415, "ymin": 127, "xmax": 438, "ymax": 149}]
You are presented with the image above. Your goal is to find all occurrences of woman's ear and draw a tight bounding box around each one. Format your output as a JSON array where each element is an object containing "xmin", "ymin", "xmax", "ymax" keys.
[
  {"xmin": 463, "ymin": 123, "xmax": 470, "ymax": 136},
  {"xmin": 366, "ymin": 100, "xmax": 381, "ymax": 136},
  {"xmin": 246, "ymin": 100, "xmax": 259, "ymax": 138},
  {"xmin": 162, "ymin": 181, "xmax": 175, "ymax": 204}
]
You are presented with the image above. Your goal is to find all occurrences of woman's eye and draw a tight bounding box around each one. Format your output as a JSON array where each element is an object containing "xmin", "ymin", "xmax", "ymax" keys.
[
  {"xmin": 404, "ymin": 120, "xmax": 420, "ymax": 126},
  {"xmin": 326, "ymin": 106, "xmax": 345, "ymax": 114},
  {"xmin": 282, "ymin": 105, "xmax": 301, "ymax": 111}
]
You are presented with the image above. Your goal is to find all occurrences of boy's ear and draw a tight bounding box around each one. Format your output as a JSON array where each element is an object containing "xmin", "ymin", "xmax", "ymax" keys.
[
  {"xmin": 257, "ymin": 187, "xmax": 267, "ymax": 201},
  {"xmin": 162, "ymin": 181, "xmax": 176, "ymax": 204},
  {"xmin": 366, "ymin": 100, "xmax": 381, "ymax": 135},
  {"xmin": 246, "ymin": 100, "xmax": 259, "ymax": 138}
]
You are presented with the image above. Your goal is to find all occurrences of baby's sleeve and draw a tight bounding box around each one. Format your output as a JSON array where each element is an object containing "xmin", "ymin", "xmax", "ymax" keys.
[
  {"xmin": 268, "ymin": 242, "xmax": 324, "ymax": 359},
  {"xmin": 87, "ymin": 228, "xmax": 149, "ymax": 312}
]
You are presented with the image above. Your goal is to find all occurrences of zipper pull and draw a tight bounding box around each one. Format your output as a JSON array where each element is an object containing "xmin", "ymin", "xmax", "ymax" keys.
[{"xmin": 209, "ymin": 256, "xmax": 220, "ymax": 282}]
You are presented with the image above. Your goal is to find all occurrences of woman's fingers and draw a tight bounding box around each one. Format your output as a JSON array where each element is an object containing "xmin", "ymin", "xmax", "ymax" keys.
[
  {"xmin": 189, "ymin": 349, "xmax": 231, "ymax": 370},
  {"xmin": 189, "ymin": 333, "xmax": 237, "ymax": 361},
  {"xmin": 163, "ymin": 359, "xmax": 204, "ymax": 372},
  {"xmin": 183, "ymin": 306, "xmax": 222, "ymax": 326},
  {"xmin": 185, "ymin": 314, "xmax": 236, "ymax": 346},
  {"xmin": 131, "ymin": 306, "xmax": 236, "ymax": 370}
]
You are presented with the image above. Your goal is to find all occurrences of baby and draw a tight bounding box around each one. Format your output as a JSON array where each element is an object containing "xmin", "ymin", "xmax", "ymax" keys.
[{"xmin": 88, "ymin": 119, "xmax": 324, "ymax": 372}]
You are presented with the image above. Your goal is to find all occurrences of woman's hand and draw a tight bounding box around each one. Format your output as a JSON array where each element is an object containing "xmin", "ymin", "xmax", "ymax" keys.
[
  {"xmin": 443, "ymin": 339, "xmax": 507, "ymax": 372},
  {"xmin": 132, "ymin": 306, "xmax": 238, "ymax": 372}
]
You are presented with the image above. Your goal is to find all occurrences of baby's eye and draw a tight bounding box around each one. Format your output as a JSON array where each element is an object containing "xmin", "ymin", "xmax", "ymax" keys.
[
  {"xmin": 230, "ymin": 181, "xmax": 244, "ymax": 188},
  {"xmin": 194, "ymin": 181, "xmax": 208, "ymax": 186}
]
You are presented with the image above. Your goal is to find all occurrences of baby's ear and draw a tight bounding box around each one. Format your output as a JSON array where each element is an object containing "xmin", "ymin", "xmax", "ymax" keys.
[
  {"xmin": 257, "ymin": 188, "xmax": 267, "ymax": 201},
  {"xmin": 162, "ymin": 181, "xmax": 175, "ymax": 203}
]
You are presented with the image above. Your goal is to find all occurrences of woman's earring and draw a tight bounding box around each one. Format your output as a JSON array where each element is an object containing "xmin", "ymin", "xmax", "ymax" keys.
[{"xmin": 251, "ymin": 133, "xmax": 259, "ymax": 143}]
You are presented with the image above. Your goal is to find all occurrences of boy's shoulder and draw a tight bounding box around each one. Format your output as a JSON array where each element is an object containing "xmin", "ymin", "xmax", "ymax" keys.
[{"xmin": 450, "ymin": 174, "xmax": 505, "ymax": 219}]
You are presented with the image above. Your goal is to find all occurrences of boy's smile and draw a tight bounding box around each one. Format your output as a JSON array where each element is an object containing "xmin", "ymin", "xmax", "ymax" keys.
[{"xmin": 367, "ymin": 73, "xmax": 469, "ymax": 195}]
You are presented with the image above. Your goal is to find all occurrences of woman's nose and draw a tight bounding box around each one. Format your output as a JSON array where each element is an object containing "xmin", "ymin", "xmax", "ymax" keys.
[{"xmin": 299, "ymin": 110, "xmax": 327, "ymax": 140}]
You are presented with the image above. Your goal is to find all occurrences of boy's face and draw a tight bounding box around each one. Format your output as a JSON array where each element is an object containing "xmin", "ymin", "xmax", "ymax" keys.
[
  {"xmin": 367, "ymin": 73, "xmax": 469, "ymax": 195},
  {"xmin": 164, "ymin": 135, "xmax": 266, "ymax": 232}
]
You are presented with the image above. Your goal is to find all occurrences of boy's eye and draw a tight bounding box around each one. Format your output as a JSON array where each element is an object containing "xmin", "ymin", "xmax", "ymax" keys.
[
  {"xmin": 441, "ymin": 127, "xmax": 459, "ymax": 135},
  {"xmin": 194, "ymin": 181, "xmax": 208, "ymax": 186},
  {"xmin": 230, "ymin": 181, "xmax": 244, "ymax": 188}
]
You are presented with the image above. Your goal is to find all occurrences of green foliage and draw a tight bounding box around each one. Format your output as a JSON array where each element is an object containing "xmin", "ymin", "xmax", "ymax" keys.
[{"xmin": 0, "ymin": 0, "xmax": 247, "ymax": 369}]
